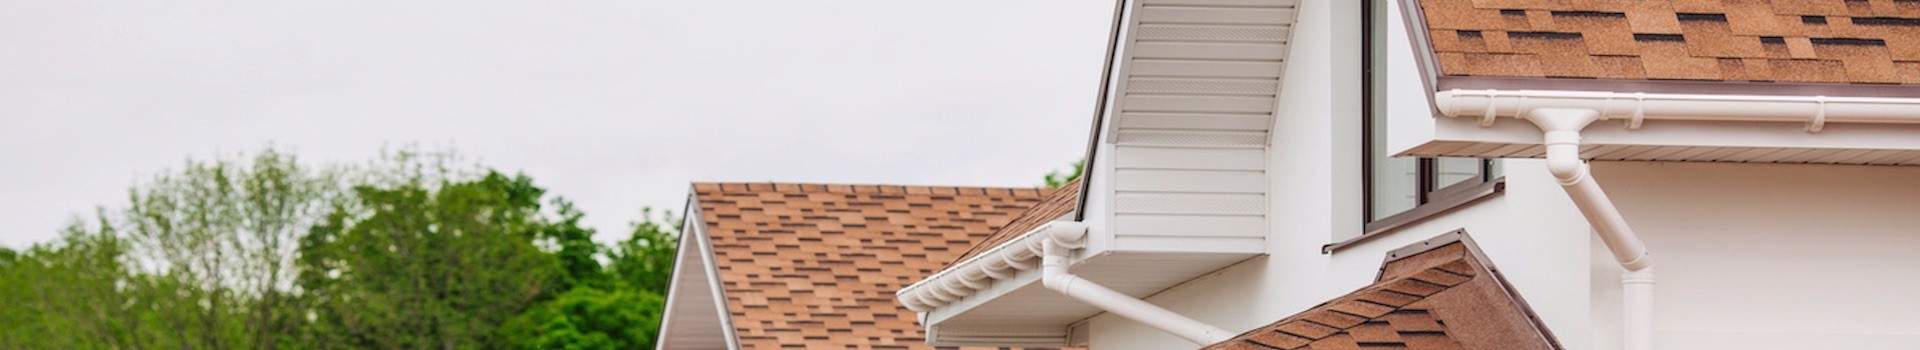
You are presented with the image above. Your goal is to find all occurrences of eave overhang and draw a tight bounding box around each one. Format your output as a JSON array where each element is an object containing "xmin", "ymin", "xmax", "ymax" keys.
[{"xmin": 1389, "ymin": 0, "xmax": 1920, "ymax": 166}]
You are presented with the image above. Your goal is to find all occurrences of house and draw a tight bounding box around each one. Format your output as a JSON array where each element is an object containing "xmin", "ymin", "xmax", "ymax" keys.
[
  {"xmin": 894, "ymin": 0, "xmax": 1920, "ymax": 349},
  {"xmin": 654, "ymin": 183, "xmax": 1073, "ymax": 349}
]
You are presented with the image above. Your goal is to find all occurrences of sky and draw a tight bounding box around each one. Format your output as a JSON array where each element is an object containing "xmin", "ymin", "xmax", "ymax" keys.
[{"xmin": 0, "ymin": 0, "xmax": 1113, "ymax": 248}]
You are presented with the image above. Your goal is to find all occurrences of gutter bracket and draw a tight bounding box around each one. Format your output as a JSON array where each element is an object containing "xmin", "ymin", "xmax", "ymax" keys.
[
  {"xmin": 1480, "ymin": 89, "xmax": 1501, "ymax": 126},
  {"xmin": 1628, "ymin": 92, "xmax": 1646, "ymax": 130},
  {"xmin": 1809, "ymin": 95, "xmax": 1828, "ymax": 133}
]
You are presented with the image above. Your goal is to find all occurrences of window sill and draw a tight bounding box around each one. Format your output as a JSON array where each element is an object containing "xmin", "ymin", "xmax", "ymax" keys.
[{"xmin": 1325, "ymin": 177, "xmax": 1506, "ymax": 253}]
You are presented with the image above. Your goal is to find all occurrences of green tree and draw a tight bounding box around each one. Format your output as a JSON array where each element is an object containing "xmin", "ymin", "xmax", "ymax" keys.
[
  {"xmin": 0, "ymin": 220, "xmax": 140, "ymax": 349},
  {"xmin": 1043, "ymin": 160, "xmax": 1085, "ymax": 189},
  {"xmin": 609, "ymin": 208, "xmax": 679, "ymax": 295},
  {"xmin": 0, "ymin": 147, "xmax": 688, "ymax": 350},
  {"xmin": 119, "ymin": 149, "xmax": 340, "ymax": 350},
  {"xmin": 541, "ymin": 200, "xmax": 607, "ymax": 291},
  {"xmin": 294, "ymin": 172, "xmax": 567, "ymax": 349},
  {"xmin": 496, "ymin": 288, "xmax": 664, "ymax": 350}
]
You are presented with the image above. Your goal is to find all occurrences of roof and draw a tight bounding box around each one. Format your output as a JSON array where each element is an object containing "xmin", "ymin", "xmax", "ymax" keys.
[
  {"xmin": 689, "ymin": 182, "xmax": 1056, "ymax": 349},
  {"xmin": 1416, "ymin": 0, "xmax": 1920, "ymax": 84},
  {"xmin": 944, "ymin": 179, "xmax": 1081, "ymax": 270},
  {"xmin": 1203, "ymin": 231, "xmax": 1560, "ymax": 350}
]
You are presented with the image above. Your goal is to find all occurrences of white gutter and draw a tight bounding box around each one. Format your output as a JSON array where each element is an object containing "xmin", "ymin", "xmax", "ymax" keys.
[
  {"xmin": 1435, "ymin": 89, "xmax": 1920, "ymax": 132},
  {"xmin": 1429, "ymin": 88, "xmax": 1920, "ymax": 350},
  {"xmin": 897, "ymin": 222, "xmax": 1234, "ymax": 346}
]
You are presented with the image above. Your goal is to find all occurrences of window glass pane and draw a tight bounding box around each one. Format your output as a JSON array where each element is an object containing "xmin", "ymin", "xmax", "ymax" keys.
[
  {"xmin": 1434, "ymin": 157, "xmax": 1482, "ymax": 189},
  {"xmin": 1370, "ymin": 156, "xmax": 1418, "ymax": 221},
  {"xmin": 1365, "ymin": 0, "xmax": 1415, "ymax": 221},
  {"xmin": 1369, "ymin": 127, "xmax": 1417, "ymax": 220}
]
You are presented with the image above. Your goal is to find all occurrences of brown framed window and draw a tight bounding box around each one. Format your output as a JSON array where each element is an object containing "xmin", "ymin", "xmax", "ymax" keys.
[{"xmin": 1357, "ymin": 0, "xmax": 1501, "ymax": 238}]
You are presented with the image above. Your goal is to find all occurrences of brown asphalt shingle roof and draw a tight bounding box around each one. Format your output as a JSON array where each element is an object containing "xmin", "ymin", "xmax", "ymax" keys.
[
  {"xmin": 1417, "ymin": 0, "xmax": 1920, "ymax": 84},
  {"xmin": 691, "ymin": 182, "xmax": 1057, "ymax": 350},
  {"xmin": 1203, "ymin": 232, "xmax": 1559, "ymax": 350},
  {"xmin": 945, "ymin": 179, "xmax": 1080, "ymax": 270}
]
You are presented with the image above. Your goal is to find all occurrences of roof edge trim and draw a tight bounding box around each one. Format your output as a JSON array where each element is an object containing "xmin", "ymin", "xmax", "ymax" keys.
[
  {"xmin": 897, "ymin": 222, "xmax": 1086, "ymax": 313},
  {"xmin": 1439, "ymin": 76, "xmax": 1920, "ymax": 99},
  {"xmin": 654, "ymin": 192, "xmax": 742, "ymax": 350}
]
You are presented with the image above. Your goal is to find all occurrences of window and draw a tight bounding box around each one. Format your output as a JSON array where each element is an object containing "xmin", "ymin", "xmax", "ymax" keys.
[{"xmin": 1358, "ymin": 0, "xmax": 1501, "ymax": 235}]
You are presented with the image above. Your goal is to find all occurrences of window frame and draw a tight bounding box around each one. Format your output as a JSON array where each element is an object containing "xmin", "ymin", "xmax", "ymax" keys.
[{"xmin": 1336, "ymin": 0, "xmax": 1505, "ymax": 253}]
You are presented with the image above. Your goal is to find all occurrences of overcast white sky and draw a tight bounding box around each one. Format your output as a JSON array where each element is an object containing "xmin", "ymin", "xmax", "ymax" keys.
[{"xmin": 0, "ymin": 1, "xmax": 1112, "ymax": 248}]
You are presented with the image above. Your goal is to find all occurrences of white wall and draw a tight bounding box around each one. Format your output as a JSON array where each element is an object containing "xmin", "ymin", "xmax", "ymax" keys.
[
  {"xmin": 1089, "ymin": 0, "xmax": 1343, "ymax": 347},
  {"xmin": 1087, "ymin": 0, "xmax": 1920, "ymax": 349},
  {"xmin": 1089, "ymin": 0, "xmax": 1593, "ymax": 347},
  {"xmin": 1592, "ymin": 161, "xmax": 1920, "ymax": 349}
]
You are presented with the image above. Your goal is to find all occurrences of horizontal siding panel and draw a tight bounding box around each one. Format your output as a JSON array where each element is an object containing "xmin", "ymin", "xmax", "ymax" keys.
[
  {"xmin": 1115, "ymin": 146, "xmax": 1266, "ymax": 170},
  {"xmin": 1115, "ymin": 215, "xmax": 1265, "ymax": 237},
  {"xmin": 1141, "ymin": 0, "xmax": 1299, "ymax": 7},
  {"xmin": 1112, "ymin": 130, "xmax": 1266, "ymax": 147},
  {"xmin": 1126, "ymin": 78, "xmax": 1278, "ymax": 96},
  {"xmin": 1123, "ymin": 95, "xmax": 1275, "ymax": 113},
  {"xmin": 1117, "ymin": 112, "xmax": 1272, "ymax": 131},
  {"xmin": 1111, "ymin": 236, "xmax": 1266, "ymax": 254},
  {"xmin": 1129, "ymin": 59, "xmax": 1284, "ymax": 78},
  {"xmin": 1113, "ymin": 193, "xmax": 1265, "ymax": 215},
  {"xmin": 1132, "ymin": 42, "xmax": 1287, "ymax": 60},
  {"xmin": 1116, "ymin": 169, "xmax": 1264, "ymax": 193},
  {"xmin": 1138, "ymin": 6, "xmax": 1297, "ymax": 25},
  {"xmin": 1134, "ymin": 24, "xmax": 1290, "ymax": 43}
]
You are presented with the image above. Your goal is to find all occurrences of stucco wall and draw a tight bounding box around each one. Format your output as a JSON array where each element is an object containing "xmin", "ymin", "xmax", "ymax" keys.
[
  {"xmin": 1592, "ymin": 161, "xmax": 1920, "ymax": 349},
  {"xmin": 1087, "ymin": 161, "xmax": 1920, "ymax": 350},
  {"xmin": 1085, "ymin": 0, "xmax": 1600, "ymax": 347},
  {"xmin": 1086, "ymin": 0, "xmax": 1920, "ymax": 348}
]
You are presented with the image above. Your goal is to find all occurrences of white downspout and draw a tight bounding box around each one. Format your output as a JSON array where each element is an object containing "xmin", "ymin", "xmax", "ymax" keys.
[
  {"xmin": 1036, "ymin": 224, "xmax": 1235, "ymax": 346},
  {"xmin": 1526, "ymin": 108, "xmax": 1655, "ymax": 350}
]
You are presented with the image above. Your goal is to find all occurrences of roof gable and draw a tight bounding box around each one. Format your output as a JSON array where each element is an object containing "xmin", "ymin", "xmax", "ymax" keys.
[
  {"xmin": 1416, "ymin": 0, "xmax": 1920, "ymax": 84},
  {"xmin": 682, "ymin": 182, "xmax": 1052, "ymax": 349},
  {"xmin": 1204, "ymin": 231, "xmax": 1559, "ymax": 350}
]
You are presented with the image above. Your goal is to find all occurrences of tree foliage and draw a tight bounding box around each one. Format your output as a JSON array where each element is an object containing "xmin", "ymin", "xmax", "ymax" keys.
[
  {"xmin": 497, "ymin": 287, "xmax": 664, "ymax": 350},
  {"xmin": 610, "ymin": 208, "xmax": 679, "ymax": 296},
  {"xmin": 0, "ymin": 148, "xmax": 679, "ymax": 350},
  {"xmin": 295, "ymin": 172, "xmax": 568, "ymax": 349},
  {"xmin": 1043, "ymin": 160, "xmax": 1085, "ymax": 189}
]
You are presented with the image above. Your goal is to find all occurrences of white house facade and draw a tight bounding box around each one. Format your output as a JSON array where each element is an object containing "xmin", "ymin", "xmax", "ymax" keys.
[{"xmin": 897, "ymin": 0, "xmax": 1920, "ymax": 349}]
